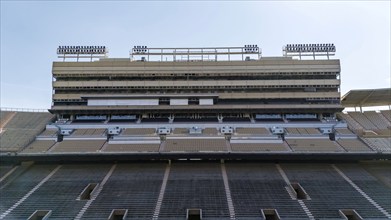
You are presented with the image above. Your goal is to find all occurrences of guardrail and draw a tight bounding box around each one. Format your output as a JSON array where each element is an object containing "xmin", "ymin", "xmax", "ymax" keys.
[{"xmin": 0, "ymin": 107, "xmax": 48, "ymax": 113}]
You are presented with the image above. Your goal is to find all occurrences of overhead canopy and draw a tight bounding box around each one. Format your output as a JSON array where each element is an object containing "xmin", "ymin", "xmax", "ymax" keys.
[{"xmin": 341, "ymin": 88, "xmax": 391, "ymax": 107}]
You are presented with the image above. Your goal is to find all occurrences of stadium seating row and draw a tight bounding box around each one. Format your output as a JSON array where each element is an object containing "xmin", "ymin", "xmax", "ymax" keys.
[
  {"xmin": 0, "ymin": 112, "xmax": 54, "ymax": 152},
  {"xmin": 2, "ymin": 162, "xmax": 388, "ymax": 219},
  {"xmin": 286, "ymin": 138, "xmax": 343, "ymax": 152},
  {"xmin": 337, "ymin": 111, "xmax": 391, "ymax": 137},
  {"xmin": 50, "ymin": 140, "xmax": 106, "ymax": 153},
  {"xmin": 362, "ymin": 138, "xmax": 391, "ymax": 152},
  {"xmin": 163, "ymin": 139, "xmax": 228, "ymax": 152},
  {"xmin": 21, "ymin": 137, "xmax": 374, "ymax": 153},
  {"xmin": 285, "ymin": 127, "xmax": 320, "ymax": 135},
  {"xmin": 72, "ymin": 129, "xmax": 106, "ymax": 136},
  {"xmin": 103, "ymin": 143, "xmax": 160, "ymax": 152},
  {"xmin": 230, "ymin": 142, "xmax": 287, "ymax": 152}
]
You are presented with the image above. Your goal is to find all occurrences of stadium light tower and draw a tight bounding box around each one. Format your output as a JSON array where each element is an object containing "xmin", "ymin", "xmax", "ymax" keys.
[
  {"xmin": 57, "ymin": 46, "xmax": 108, "ymax": 61},
  {"xmin": 283, "ymin": 43, "xmax": 336, "ymax": 60}
]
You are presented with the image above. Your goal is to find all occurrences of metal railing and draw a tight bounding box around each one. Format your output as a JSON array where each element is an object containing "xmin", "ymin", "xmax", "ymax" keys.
[{"xmin": 0, "ymin": 107, "xmax": 48, "ymax": 113}]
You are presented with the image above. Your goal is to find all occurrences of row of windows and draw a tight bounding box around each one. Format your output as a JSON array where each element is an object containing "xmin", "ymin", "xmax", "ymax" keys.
[
  {"xmin": 54, "ymin": 71, "xmax": 339, "ymax": 79},
  {"xmin": 55, "ymin": 75, "xmax": 338, "ymax": 81},
  {"xmin": 54, "ymin": 85, "xmax": 339, "ymax": 90},
  {"xmin": 54, "ymin": 87, "xmax": 339, "ymax": 94},
  {"xmin": 53, "ymin": 98, "xmax": 340, "ymax": 105}
]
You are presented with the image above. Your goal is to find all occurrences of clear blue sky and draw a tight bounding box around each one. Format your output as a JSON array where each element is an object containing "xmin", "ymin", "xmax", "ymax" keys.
[{"xmin": 1, "ymin": 1, "xmax": 390, "ymax": 109}]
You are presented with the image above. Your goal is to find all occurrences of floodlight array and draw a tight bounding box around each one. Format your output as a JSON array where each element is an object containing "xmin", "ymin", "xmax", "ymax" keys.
[
  {"xmin": 244, "ymin": 44, "xmax": 259, "ymax": 53},
  {"xmin": 285, "ymin": 44, "xmax": 336, "ymax": 53},
  {"xmin": 133, "ymin": 46, "xmax": 148, "ymax": 53},
  {"xmin": 57, "ymin": 46, "xmax": 107, "ymax": 55}
]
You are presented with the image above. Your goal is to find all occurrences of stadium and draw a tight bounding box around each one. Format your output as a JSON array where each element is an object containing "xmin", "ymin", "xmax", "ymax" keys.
[{"xmin": 0, "ymin": 44, "xmax": 390, "ymax": 220}]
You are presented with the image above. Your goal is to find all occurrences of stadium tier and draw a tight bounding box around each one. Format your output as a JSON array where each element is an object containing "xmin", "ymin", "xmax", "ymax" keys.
[
  {"xmin": 0, "ymin": 111, "xmax": 54, "ymax": 152},
  {"xmin": 1, "ymin": 45, "xmax": 390, "ymax": 219},
  {"xmin": 0, "ymin": 161, "xmax": 390, "ymax": 219},
  {"xmin": 50, "ymin": 45, "xmax": 342, "ymax": 122}
]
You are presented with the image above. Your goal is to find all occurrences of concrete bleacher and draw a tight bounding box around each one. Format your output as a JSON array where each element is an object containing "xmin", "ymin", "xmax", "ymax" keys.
[
  {"xmin": 230, "ymin": 142, "xmax": 288, "ymax": 152},
  {"xmin": 0, "ymin": 162, "xmax": 389, "ymax": 219},
  {"xmin": 336, "ymin": 112, "xmax": 364, "ymax": 131},
  {"xmin": 226, "ymin": 163, "xmax": 308, "ymax": 219},
  {"xmin": 120, "ymin": 128, "xmax": 156, "ymax": 136},
  {"xmin": 286, "ymin": 128, "xmax": 320, "ymax": 135},
  {"xmin": 164, "ymin": 138, "xmax": 227, "ymax": 152},
  {"xmin": 281, "ymin": 163, "xmax": 387, "ymax": 219},
  {"xmin": 286, "ymin": 138, "xmax": 343, "ymax": 152},
  {"xmin": 160, "ymin": 163, "xmax": 230, "ymax": 219},
  {"xmin": 286, "ymin": 128, "xmax": 300, "ymax": 135},
  {"xmin": 0, "ymin": 164, "xmax": 60, "ymax": 214},
  {"xmin": 235, "ymin": 127, "xmax": 270, "ymax": 135},
  {"xmin": 381, "ymin": 110, "xmax": 391, "ymax": 122},
  {"xmin": 360, "ymin": 162, "xmax": 391, "ymax": 188},
  {"xmin": 0, "ymin": 112, "xmax": 54, "ymax": 152},
  {"xmin": 172, "ymin": 128, "xmax": 188, "ymax": 135},
  {"xmin": 71, "ymin": 128, "xmax": 106, "ymax": 136},
  {"xmin": 348, "ymin": 112, "xmax": 378, "ymax": 130},
  {"xmin": 338, "ymin": 164, "xmax": 391, "ymax": 214},
  {"xmin": 21, "ymin": 140, "xmax": 56, "ymax": 153},
  {"xmin": 50, "ymin": 140, "xmax": 106, "ymax": 153},
  {"xmin": 103, "ymin": 143, "xmax": 160, "ymax": 152},
  {"xmin": 373, "ymin": 129, "xmax": 391, "ymax": 136},
  {"xmin": 0, "ymin": 111, "xmax": 12, "ymax": 121},
  {"xmin": 362, "ymin": 138, "xmax": 391, "ymax": 152},
  {"xmin": 337, "ymin": 112, "xmax": 391, "ymax": 138},
  {"xmin": 305, "ymin": 128, "xmax": 321, "ymax": 134},
  {"xmin": 337, "ymin": 111, "xmax": 391, "ymax": 139},
  {"xmin": 203, "ymin": 127, "xmax": 218, "ymax": 135},
  {"xmin": 0, "ymin": 165, "xmax": 14, "ymax": 178},
  {"xmin": 336, "ymin": 138, "xmax": 372, "ymax": 152},
  {"xmin": 4, "ymin": 164, "xmax": 113, "ymax": 219},
  {"xmin": 82, "ymin": 163, "xmax": 165, "ymax": 219},
  {"xmin": 0, "ymin": 111, "xmax": 16, "ymax": 130},
  {"xmin": 38, "ymin": 129, "xmax": 58, "ymax": 137},
  {"xmin": 335, "ymin": 128, "xmax": 354, "ymax": 135},
  {"xmin": 363, "ymin": 111, "xmax": 391, "ymax": 129}
]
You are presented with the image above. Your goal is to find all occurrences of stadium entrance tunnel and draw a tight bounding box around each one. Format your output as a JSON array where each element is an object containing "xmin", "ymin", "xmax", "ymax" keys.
[
  {"xmin": 27, "ymin": 210, "xmax": 52, "ymax": 220},
  {"xmin": 108, "ymin": 209, "xmax": 128, "ymax": 220},
  {"xmin": 339, "ymin": 209, "xmax": 364, "ymax": 220},
  {"xmin": 261, "ymin": 209, "xmax": 281, "ymax": 220},
  {"xmin": 78, "ymin": 183, "xmax": 98, "ymax": 200},
  {"xmin": 290, "ymin": 182, "xmax": 310, "ymax": 200},
  {"xmin": 187, "ymin": 208, "xmax": 202, "ymax": 220}
]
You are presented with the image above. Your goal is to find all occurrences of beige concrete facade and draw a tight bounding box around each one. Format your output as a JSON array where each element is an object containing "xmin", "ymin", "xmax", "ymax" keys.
[{"xmin": 51, "ymin": 57, "xmax": 342, "ymax": 116}]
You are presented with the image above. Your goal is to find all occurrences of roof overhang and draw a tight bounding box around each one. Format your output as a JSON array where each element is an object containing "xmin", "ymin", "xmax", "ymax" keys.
[{"xmin": 341, "ymin": 88, "xmax": 391, "ymax": 107}]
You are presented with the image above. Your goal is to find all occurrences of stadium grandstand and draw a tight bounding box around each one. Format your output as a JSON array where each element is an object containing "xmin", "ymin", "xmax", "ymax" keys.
[{"xmin": 0, "ymin": 44, "xmax": 390, "ymax": 220}]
